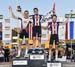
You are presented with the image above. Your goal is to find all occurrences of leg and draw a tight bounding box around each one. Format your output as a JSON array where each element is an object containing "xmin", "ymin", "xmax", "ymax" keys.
[
  {"xmin": 55, "ymin": 45, "xmax": 58, "ymax": 61},
  {"xmin": 48, "ymin": 35, "xmax": 54, "ymax": 61},
  {"xmin": 38, "ymin": 37, "xmax": 41, "ymax": 47},
  {"xmin": 25, "ymin": 31, "xmax": 29, "ymax": 49},
  {"xmin": 17, "ymin": 39, "xmax": 22, "ymax": 57},
  {"xmin": 36, "ymin": 26, "xmax": 41, "ymax": 47},
  {"xmin": 4, "ymin": 56, "xmax": 6, "ymax": 62},
  {"xmin": 7, "ymin": 56, "xmax": 9, "ymax": 62},
  {"xmin": 33, "ymin": 37, "xmax": 36, "ymax": 47},
  {"xmin": 19, "ymin": 40, "xmax": 22, "ymax": 47},
  {"xmin": 23, "ymin": 30, "xmax": 29, "ymax": 56},
  {"xmin": 48, "ymin": 45, "xmax": 53, "ymax": 61},
  {"xmin": 25, "ymin": 39, "xmax": 28, "ymax": 49},
  {"xmin": 16, "ymin": 31, "xmax": 23, "ymax": 57},
  {"xmin": 33, "ymin": 26, "xmax": 36, "ymax": 48},
  {"xmin": 55, "ymin": 35, "xmax": 59, "ymax": 61},
  {"xmin": 25, "ymin": 39, "xmax": 29, "ymax": 56}
]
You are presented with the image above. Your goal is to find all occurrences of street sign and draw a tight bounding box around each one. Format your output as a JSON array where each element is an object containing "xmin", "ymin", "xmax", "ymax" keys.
[
  {"xmin": 65, "ymin": 14, "xmax": 75, "ymax": 18},
  {"xmin": 0, "ymin": 15, "xmax": 3, "ymax": 19}
]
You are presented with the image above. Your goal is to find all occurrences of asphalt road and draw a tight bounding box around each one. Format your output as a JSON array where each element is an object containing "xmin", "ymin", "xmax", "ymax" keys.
[
  {"xmin": 0, "ymin": 62, "xmax": 75, "ymax": 67},
  {"xmin": 0, "ymin": 62, "xmax": 12, "ymax": 67}
]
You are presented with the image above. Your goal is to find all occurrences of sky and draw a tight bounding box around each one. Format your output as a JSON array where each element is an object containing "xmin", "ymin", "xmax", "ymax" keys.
[{"xmin": 0, "ymin": 0, "xmax": 75, "ymax": 28}]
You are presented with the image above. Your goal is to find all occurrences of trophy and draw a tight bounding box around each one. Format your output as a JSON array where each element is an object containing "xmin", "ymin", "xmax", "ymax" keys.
[{"xmin": 16, "ymin": 5, "xmax": 21, "ymax": 12}]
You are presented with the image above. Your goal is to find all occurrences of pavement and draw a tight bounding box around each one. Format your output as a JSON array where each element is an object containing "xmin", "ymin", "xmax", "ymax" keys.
[
  {"xmin": 0, "ymin": 62, "xmax": 12, "ymax": 67},
  {"xmin": 62, "ymin": 62, "xmax": 75, "ymax": 67},
  {"xmin": 0, "ymin": 62, "xmax": 75, "ymax": 67}
]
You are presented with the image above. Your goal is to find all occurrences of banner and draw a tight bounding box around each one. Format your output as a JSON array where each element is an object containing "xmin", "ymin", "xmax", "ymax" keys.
[
  {"xmin": 0, "ymin": 32, "xmax": 2, "ymax": 40},
  {"xmin": 66, "ymin": 21, "xmax": 75, "ymax": 40},
  {"xmin": 3, "ymin": 18, "xmax": 11, "ymax": 43},
  {"xmin": 0, "ymin": 23, "xmax": 2, "ymax": 40},
  {"xmin": 58, "ymin": 22, "xmax": 66, "ymax": 40},
  {"xmin": 0, "ymin": 23, "xmax": 2, "ymax": 32}
]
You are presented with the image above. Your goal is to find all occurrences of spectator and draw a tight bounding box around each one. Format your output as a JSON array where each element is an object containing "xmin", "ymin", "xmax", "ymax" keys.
[
  {"xmin": 3, "ymin": 46, "xmax": 10, "ymax": 62},
  {"xmin": 10, "ymin": 47, "xmax": 16, "ymax": 59},
  {"xmin": 0, "ymin": 46, "xmax": 4, "ymax": 62}
]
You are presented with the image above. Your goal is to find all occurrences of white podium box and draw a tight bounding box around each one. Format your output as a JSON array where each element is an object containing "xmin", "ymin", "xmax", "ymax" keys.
[
  {"xmin": 13, "ymin": 60, "xmax": 28, "ymax": 65},
  {"xmin": 47, "ymin": 62, "xmax": 61, "ymax": 67},
  {"xmin": 12, "ymin": 59, "xmax": 28, "ymax": 67},
  {"xmin": 30, "ymin": 54, "xmax": 44, "ymax": 60}
]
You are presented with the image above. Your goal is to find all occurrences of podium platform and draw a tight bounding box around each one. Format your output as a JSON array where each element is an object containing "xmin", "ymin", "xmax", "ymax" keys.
[
  {"xmin": 12, "ymin": 48, "xmax": 47, "ymax": 67},
  {"xmin": 12, "ymin": 56, "xmax": 46, "ymax": 67}
]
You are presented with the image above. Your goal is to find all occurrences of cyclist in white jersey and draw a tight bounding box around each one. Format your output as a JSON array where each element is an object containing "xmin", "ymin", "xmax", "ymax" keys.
[{"xmin": 9, "ymin": 6, "xmax": 32, "ymax": 57}]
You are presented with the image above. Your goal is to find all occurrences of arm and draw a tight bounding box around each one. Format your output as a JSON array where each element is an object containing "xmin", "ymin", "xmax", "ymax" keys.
[
  {"xmin": 29, "ymin": 15, "xmax": 33, "ymax": 19},
  {"xmin": 64, "ymin": 13, "xmax": 71, "ymax": 24},
  {"xmin": 9, "ymin": 6, "xmax": 18, "ymax": 19},
  {"xmin": 41, "ymin": 15, "xmax": 48, "ymax": 30},
  {"xmin": 19, "ymin": 11, "xmax": 25, "ymax": 17}
]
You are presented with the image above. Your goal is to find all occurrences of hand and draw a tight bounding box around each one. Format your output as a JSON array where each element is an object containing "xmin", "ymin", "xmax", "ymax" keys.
[
  {"xmin": 9, "ymin": 6, "xmax": 12, "ymax": 11},
  {"xmin": 68, "ymin": 12, "xmax": 72, "ymax": 18},
  {"xmin": 68, "ymin": 10, "xmax": 73, "ymax": 18},
  {"xmin": 65, "ymin": 12, "xmax": 72, "ymax": 24}
]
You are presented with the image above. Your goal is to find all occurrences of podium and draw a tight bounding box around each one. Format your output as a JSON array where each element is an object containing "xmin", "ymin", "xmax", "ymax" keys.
[
  {"xmin": 28, "ymin": 54, "xmax": 46, "ymax": 67},
  {"xmin": 12, "ymin": 48, "xmax": 47, "ymax": 67}
]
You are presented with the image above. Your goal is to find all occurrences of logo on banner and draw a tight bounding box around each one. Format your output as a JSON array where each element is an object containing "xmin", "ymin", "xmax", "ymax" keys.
[
  {"xmin": 5, "ymin": 19, "xmax": 10, "ymax": 23},
  {"xmin": 4, "ymin": 34, "xmax": 10, "ymax": 38},
  {"xmin": 5, "ymin": 26, "xmax": 10, "ymax": 30}
]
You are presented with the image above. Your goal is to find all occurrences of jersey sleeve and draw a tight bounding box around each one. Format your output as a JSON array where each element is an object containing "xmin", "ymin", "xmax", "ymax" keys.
[
  {"xmin": 18, "ymin": 17, "xmax": 22, "ymax": 21},
  {"xmin": 29, "ymin": 15, "xmax": 33, "ymax": 19}
]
